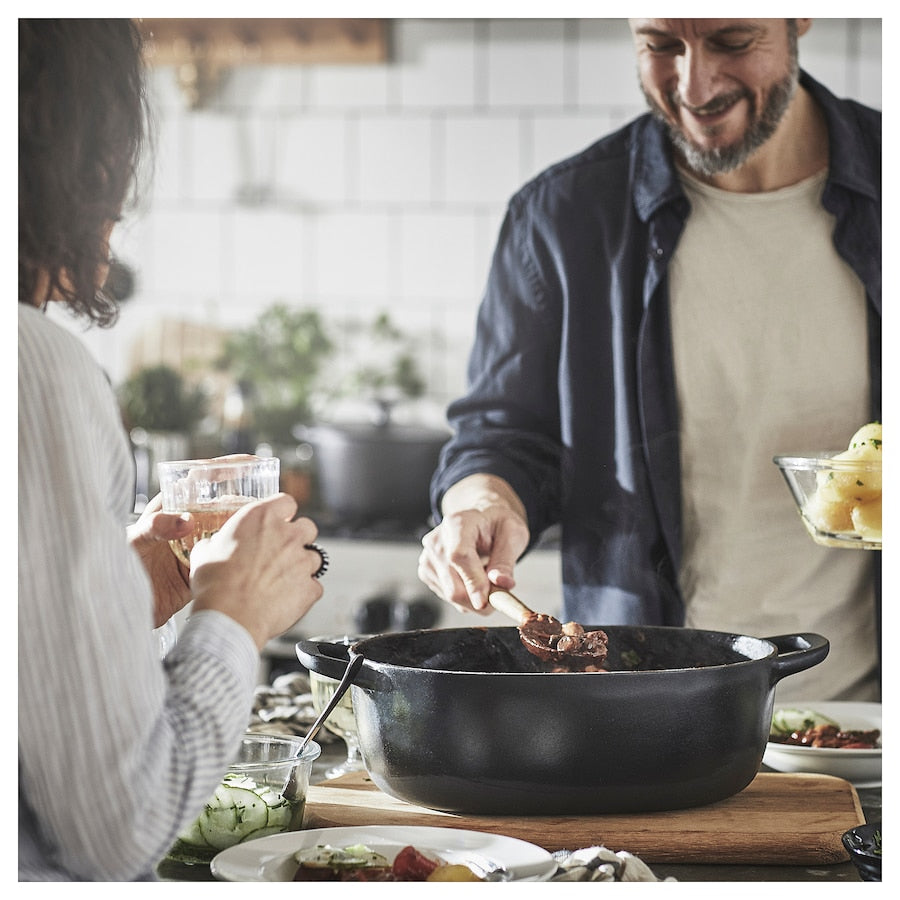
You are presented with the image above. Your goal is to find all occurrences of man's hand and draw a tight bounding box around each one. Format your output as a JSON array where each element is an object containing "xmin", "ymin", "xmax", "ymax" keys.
[
  {"xmin": 418, "ymin": 474, "xmax": 530, "ymax": 612},
  {"xmin": 126, "ymin": 494, "xmax": 194, "ymax": 628}
]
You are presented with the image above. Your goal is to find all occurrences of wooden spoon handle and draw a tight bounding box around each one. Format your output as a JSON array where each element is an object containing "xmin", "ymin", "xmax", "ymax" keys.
[{"xmin": 488, "ymin": 588, "xmax": 534, "ymax": 625}]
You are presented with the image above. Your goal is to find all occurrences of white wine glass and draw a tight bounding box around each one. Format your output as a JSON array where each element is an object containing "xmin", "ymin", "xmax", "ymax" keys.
[
  {"xmin": 157, "ymin": 456, "xmax": 280, "ymax": 565},
  {"xmin": 308, "ymin": 635, "xmax": 368, "ymax": 779}
]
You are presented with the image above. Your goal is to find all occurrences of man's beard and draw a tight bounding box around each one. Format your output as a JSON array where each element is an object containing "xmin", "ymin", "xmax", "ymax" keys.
[{"xmin": 642, "ymin": 43, "xmax": 800, "ymax": 177}]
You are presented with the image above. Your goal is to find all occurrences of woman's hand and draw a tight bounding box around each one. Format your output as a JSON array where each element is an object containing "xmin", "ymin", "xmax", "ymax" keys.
[
  {"xmin": 189, "ymin": 493, "xmax": 325, "ymax": 650},
  {"xmin": 126, "ymin": 494, "xmax": 193, "ymax": 628}
]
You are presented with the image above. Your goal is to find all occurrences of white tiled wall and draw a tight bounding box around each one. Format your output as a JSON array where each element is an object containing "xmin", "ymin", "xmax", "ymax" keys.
[{"xmin": 56, "ymin": 18, "xmax": 882, "ymax": 414}]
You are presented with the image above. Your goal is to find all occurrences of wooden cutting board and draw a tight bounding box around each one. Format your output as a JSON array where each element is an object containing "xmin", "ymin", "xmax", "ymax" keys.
[{"xmin": 303, "ymin": 771, "xmax": 863, "ymax": 865}]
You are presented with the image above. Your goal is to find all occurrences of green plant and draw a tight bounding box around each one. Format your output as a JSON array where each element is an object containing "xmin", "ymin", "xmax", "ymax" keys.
[
  {"xmin": 217, "ymin": 304, "xmax": 335, "ymax": 445},
  {"xmin": 118, "ymin": 364, "xmax": 207, "ymax": 433},
  {"xmin": 341, "ymin": 312, "xmax": 426, "ymax": 400}
]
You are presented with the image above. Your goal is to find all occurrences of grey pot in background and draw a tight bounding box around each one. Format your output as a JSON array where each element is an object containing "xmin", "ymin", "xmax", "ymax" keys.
[{"xmin": 299, "ymin": 419, "xmax": 449, "ymax": 526}]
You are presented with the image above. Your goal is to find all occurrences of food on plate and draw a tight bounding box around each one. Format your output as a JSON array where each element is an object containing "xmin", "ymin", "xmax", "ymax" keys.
[
  {"xmin": 769, "ymin": 707, "xmax": 881, "ymax": 749},
  {"xmin": 807, "ymin": 421, "xmax": 882, "ymax": 540},
  {"xmin": 770, "ymin": 723, "xmax": 881, "ymax": 750},
  {"xmin": 292, "ymin": 844, "xmax": 392, "ymax": 881},
  {"xmin": 167, "ymin": 772, "xmax": 299, "ymax": 863},
  {"xmin": 771, "ymin": 707, "xmax": 838, "ymax": 735},
  {"xmin": 292, "ymin": 843, "xmax": 485, "ymax": 882}
]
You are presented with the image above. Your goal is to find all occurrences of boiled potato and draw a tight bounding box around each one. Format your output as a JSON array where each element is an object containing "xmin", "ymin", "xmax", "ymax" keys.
[
  {"xmin": 806, "ymin": 492, "xmax": 855, "ymax": 533},
  {"xmin": 848, "ymin": 421, "xmax": 882, "ymax": 454},
  {"xmin": 427, "ymin": 864, "xmax": 482, "ymax": 882},
  {"xmin": 851, "ymin": 497, "xmax": 882, "ymax": 541},
  {"xmin": 808, "ymin": 422, "xmax": 882, "ymax": 537},
  {"xmin": 815, "ymin": 422, "xmax": 882, "ymax": 504},
  {"xmin": 815, "ymin": 447, "xmax": 882, "ymax": 503}
]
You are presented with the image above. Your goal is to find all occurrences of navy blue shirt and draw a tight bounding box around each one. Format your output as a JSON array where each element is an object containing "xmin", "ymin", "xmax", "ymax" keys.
[{"xmin": 431, "ymin": 71, "xmax": 881, "ymax": 629}]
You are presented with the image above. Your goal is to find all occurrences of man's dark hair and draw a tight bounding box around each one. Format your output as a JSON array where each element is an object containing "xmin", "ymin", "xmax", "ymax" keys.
[{"xmin": 19, "ymin": 19, "xmax": 149, "ymax": 325}]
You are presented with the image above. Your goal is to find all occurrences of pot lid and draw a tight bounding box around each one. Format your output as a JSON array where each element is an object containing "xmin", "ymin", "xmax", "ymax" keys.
[{"xmin": 297, "ymin": 420, "xmax": 450, "ymax": 444}]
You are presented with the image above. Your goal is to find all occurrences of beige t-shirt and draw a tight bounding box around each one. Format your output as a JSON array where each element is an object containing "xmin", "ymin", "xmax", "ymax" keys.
[{"xmin": 669, "ymin": 168, "xmax": 877, "ymax": 702}]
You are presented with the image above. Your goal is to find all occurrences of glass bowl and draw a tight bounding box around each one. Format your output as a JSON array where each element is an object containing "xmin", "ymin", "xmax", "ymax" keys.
[
  {"xmin": 773, "ymin": 452, "xmax": 881, "ymax": 549},
  {"xmin": 164, "ymin": 732, "xmax": 321, "ymax": 866}
]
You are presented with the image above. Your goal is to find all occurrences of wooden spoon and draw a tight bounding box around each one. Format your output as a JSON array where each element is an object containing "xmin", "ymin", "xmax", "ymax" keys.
[{"xmin": 488, "ymin": 588, "xmax": 609, "ymax": 670}]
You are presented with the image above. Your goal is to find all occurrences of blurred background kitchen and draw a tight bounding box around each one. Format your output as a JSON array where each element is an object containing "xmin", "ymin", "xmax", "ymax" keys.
[{"xmin": 46, "ymin": 18, "xmax": 882, "ymax": 674}]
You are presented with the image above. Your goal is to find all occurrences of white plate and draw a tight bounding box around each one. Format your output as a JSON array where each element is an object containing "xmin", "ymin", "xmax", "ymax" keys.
[
  {"xmin": 763, "ymin": 701, "xmax": 881, "ymax": 787},
  {"xmin": 210, "ymin": 825, "xmax": 557, "ymax": 882}
]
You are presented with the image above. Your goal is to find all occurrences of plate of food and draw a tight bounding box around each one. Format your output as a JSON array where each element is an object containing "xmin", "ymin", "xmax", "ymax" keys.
[
  {"xmin": 209, "ymin": 825, "xmax": 557, "ymax": 882},
  {"xmin": 763, "ymin": 701, "xmax": 881, "ymax": 787}
]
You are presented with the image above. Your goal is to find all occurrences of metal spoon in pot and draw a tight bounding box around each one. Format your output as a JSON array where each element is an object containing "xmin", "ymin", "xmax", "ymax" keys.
[
  {"xmin": 488, "ymin": 588, "xmax": 609, "ymax": 670},
  {"xmin": 297, "ymin": 652, "xmax": 365, "ymax": 755},
  {"xmin": 284, "ymin": 652, "xmax": 364, "ymax": 815}
]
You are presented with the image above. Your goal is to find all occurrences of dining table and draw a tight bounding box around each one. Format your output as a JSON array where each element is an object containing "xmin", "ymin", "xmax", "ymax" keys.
[{"xmin": 156, "ymin": 739, "xmax": 880, "ymax": 883}]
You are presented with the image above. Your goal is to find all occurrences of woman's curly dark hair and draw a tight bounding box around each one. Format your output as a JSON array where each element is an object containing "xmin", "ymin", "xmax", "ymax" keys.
[{"xmin": 19, "ymin": 19, "xmax": 149, "ymax": 325}]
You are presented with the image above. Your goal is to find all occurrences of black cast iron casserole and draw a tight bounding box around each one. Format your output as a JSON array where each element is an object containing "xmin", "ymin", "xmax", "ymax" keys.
[{"xmin": 296, "ymin": 625, "xmax": 828, "ymax": 815}]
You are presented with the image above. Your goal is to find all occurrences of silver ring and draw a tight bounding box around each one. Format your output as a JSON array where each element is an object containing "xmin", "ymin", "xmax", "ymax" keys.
[{"xmin": 305, "ymin": 542, "xmax": 329, "ymax": 579}]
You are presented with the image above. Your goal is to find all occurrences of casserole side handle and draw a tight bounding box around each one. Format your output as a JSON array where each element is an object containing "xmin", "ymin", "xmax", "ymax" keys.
[
  {"xmin": 295, "ymin": 639, "xmax": 383, "ymax": 690},
  {"xmin": 764, "ymin": 632, "xmax": 830, "ymax": 683},
  {"xmin": 296, "ymin": 639, "xmax": 350, "ymax": 680}
]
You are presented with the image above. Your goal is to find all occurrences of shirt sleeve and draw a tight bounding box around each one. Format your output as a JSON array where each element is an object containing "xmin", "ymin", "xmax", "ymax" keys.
[
  {"xmin": 18, "ymin": 308, "xmax": 259, "ymax": 880},
  {"xmin": 430, "ymin": 197, "xmax": 565, "ymax": 541}
]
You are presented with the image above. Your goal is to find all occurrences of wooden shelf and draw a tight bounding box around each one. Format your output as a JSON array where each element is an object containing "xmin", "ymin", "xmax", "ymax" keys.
[
  {"xmin": 139, "ymin": 18, "xmax": 389, "ymax": 66},
  {"xmin": 137, "ymin": 18, "xmax": 389, "ymax": 108}
]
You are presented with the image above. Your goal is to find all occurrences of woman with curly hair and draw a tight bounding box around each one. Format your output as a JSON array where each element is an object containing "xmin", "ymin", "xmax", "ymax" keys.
[{"xmin": 19, "ymin": 20, "xmax": 327, "ymax": 880}]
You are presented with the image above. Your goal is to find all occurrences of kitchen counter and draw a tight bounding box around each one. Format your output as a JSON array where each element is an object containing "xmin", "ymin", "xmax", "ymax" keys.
[{"xmin": 156, "ymin": 743, "xmax": 879, "ymax": 883}]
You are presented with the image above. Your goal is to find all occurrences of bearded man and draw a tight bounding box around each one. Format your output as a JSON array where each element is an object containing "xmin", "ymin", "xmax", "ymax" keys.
[{"xmin": 418, "ymin": 19, "xmax": 881, "ymax": 702}]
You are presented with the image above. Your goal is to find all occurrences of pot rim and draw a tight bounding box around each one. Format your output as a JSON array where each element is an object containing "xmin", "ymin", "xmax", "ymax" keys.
[{"xmin": 298, "ymin": 626, "xmax": 828, "ymax": 683}]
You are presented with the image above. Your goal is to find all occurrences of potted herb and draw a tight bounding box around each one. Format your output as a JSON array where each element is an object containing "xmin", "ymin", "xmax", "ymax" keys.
[
  {"xmin": 117, "ymin": 364, "xmax": 208, "ymax": 500},
  {"xmin": 300, "ymin": 311, "xmax": 447, "ymax": 525},
  {"xmin": 217, "ymin": 303, "xmax": 334, "ymax": 447},
  {"xmin": 118, "ymin": 364, "xmax": 208, "ymax": 435},
  {"xmin": 334, "ymin": 312, "xmax": 426, "ymax": 412}
]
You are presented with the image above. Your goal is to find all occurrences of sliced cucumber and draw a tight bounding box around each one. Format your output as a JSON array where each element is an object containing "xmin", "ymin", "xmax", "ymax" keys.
[
  {"xmin": 176, "ymin": 815, "xmax": 210, "ymax": 848},
  {"xmin": 770, "ymin": 707, "xmax": 839, "ymax": 736},
  {"xmin": 198, "ymin": 783, "xmax": 271, "ymax": 850},
  {"xmin": 231, "ymin": 787, "xmax": 273, "ymax": 837},
  {"xmin": 265, "ymin": 797, "xmax": 292, "ymax": 831},
  {"xmin": 177, "ymin": 774, "xmax": 299, "ymax": 853},
  {"xmin": 254, "ymin": 785, "xmax": 284, "ymax": 806},
  {"xmin": 198, "ymin": 805, "xmax": 238, "ymax": 850},
  {"xmin": 223, "ymin": 773, "xmax": 257, "ymax": 790}
]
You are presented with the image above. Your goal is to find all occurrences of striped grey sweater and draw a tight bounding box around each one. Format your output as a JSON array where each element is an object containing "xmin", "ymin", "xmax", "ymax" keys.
[{"xmin": 18, "ymin": 304, "xmax": 257, "ymax": 880}]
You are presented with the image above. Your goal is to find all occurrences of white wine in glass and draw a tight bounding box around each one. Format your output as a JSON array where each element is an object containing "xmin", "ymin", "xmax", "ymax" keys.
[
  {"xmin": 308, "ymin": 636, "xmax": 367, "ymax": 779},
  {"xmin": 157, "ymin": 456, "xmax": 280, "ymax": 564}
]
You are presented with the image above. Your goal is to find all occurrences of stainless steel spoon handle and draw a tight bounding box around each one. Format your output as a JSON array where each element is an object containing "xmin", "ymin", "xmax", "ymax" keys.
[{"xmin": 298, "ymin": 652, "xmax": 364, "ymax": 754}]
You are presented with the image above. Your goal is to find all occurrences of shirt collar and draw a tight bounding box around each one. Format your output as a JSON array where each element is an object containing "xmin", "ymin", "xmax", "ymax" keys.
[
  {"xmin": 631, "ymin": 69, "xmax": 879, "ymax": 220},
  {"xmin": 631, "ymin": 117, "xmax": 683, "ymax": 223},
  {"xmin": 800, "ymin": 70, "xmax": 880, "ymax": 202}
]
